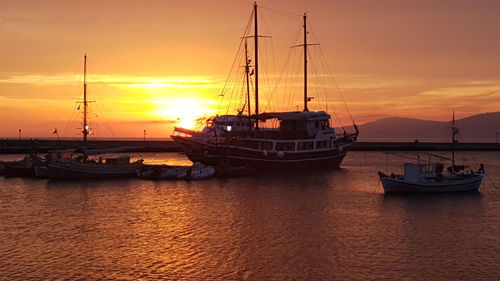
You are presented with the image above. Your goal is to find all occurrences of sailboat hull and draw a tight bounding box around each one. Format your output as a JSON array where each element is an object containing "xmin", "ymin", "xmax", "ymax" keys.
[
  {"xmin": 47, "ymin": 161, "xmax": 143, "ymax": 180},
  {"xmin": 172, "ymin": 135, "xmax": 351, "ymax": 170}
]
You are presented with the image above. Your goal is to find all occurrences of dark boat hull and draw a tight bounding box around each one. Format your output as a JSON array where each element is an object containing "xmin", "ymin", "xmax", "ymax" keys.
[
  {"xmin": 380, "ymin": 175, "xmax": 484, "ymax": 193},
  {"xmin": 171, "ymin": 135, "xmax": 352, "ymax": 170},
  {"xmin": 4, "ymin": 163, "xmax": 33, "ymax": 178},
  {"xmin": 47, "ymin": 161, "xmax": 143, "ymax": 180}
]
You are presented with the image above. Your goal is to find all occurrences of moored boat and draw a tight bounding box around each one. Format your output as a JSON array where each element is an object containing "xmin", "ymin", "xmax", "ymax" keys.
[
  {"xmin": 379, "ymin": 162, "xmax": 484, "ymax": 193},
  {"xmin": 47, "ymin": 155, "xmax": 143, "ymax": 180},
  {"xmin": 4, "ymin": 156, "xmax": 34, "ymax": 178},
  {"xmin": 33, "ymin": 149, "xmax": 77, "ymax": 178},
  {"xmin": 172, "ymin": 4, "xmax": 358, "ymax": 170},
  {"xmin": 379, "ymin": 112, "xmax": 485, "ymax": 193}
]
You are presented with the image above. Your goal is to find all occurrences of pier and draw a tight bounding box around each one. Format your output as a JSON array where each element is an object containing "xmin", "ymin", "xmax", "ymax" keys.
[{"xmin": 0, "ymin": 139, "xmax": 499, "ymax": 154}]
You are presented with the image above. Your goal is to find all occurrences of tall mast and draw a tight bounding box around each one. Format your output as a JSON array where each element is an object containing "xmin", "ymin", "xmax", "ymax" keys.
[
  {"xmin": 244, "ymin": 39, "xmax": 252, "ymax": 129},
  {"xmin": 253, "ymin": 2, "xmax": 259, "ymax": 129},
  {"xmin": 83, "ymin": 54, "xmax": 89, "ymax": 145},
  {"xmin": 303, "ymin": 13, "xmax": 309, "ymax": 112},
  {"xmin": 451, "ymin": 111, "xmax": 456, "ymax": 169}
]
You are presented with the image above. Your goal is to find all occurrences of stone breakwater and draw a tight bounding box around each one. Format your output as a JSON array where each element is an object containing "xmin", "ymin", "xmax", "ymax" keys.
[{"xmin": 1, "ymin": 139, "xmax": 499, "ymax": 154}]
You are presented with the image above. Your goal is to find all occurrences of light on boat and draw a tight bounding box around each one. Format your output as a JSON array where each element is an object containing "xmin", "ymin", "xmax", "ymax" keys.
[{"xmin": 227, "ymin": 126, "xmax": 232, "ymax": 132}]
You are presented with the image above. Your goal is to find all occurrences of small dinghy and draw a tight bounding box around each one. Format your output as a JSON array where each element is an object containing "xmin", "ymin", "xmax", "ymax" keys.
[{"xmin": 139, "ymin": 162, "xmax": 216, "ymax": 180}]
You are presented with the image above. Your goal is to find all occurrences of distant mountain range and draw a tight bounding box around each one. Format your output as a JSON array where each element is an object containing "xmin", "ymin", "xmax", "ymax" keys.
[{"xmin": 341, "ymin": 112, "xmax": 500, "ymax": 142}]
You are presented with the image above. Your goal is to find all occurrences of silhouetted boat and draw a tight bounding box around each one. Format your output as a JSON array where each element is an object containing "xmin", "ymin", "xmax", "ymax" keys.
[
  {"xmin": 172, "ymin": 4, "xmax": 358, "ymax": 170},
  {"xmin": 32, "ymin": 149, "xmax": 77, "ymax": 178},
  {"xmin": 45, "ymin": 56, "xmax": 143, "ymax": 180},
  {"xmin": 3, "ymin": 156, "xmax": 34, "ymax": 178},
  {"xmin": 48, "ymin": 155, "xmax": 143, "ymax": 180},
  {"xmin": 379, "ymin": 113, "xmax": 485, "ymax": 193}
]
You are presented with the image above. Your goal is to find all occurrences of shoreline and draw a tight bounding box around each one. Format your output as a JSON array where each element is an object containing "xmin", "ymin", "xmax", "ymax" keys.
[{"xmin": 0, "ymin": 139, "xmax": 499, "ymax": 154}]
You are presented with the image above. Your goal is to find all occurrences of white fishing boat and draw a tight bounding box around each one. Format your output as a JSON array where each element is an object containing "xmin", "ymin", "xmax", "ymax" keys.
[
  {"xmin": 379, "ymin": 162, "xmax": 484, "ymax": 193},
  {"xmin": 379, "ymin": 113, "xmax": 485, "ymax": 193},
  {"xmin": 172, "ymin": 3, "xmax": 358, "ymax": 170}
]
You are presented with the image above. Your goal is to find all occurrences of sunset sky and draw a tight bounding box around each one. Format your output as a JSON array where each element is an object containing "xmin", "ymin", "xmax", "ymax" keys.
[{"xmin": 1, "ymin": 0, "xmax": 499, "ymax": 138}]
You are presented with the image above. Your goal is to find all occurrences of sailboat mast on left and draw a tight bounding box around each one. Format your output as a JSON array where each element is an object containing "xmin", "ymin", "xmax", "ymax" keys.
[{"xmin": 82, "ymin": 54, "xmax": 89, "ymax": 146}]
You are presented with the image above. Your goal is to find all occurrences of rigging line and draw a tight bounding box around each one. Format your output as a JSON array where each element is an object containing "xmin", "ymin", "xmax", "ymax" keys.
[
  {"xmin": 223, "ymin": 48, "xmax": 245, "ymax": 115},
  {"xmin": 317, "ymin": 44, "xmax": 355, "ymax": 124},
  {"xmin": 219, "ymin": 41, "xmax": 244, "ymax": 109},
  {"xmin": 289, "ymin": 49, "xmax": 302, "ymax": 110},
  {"xmin": 218, "ymin": 10, "xmax": 254, "ymax": 107},
  {"xmin": 261, "ymin": 40, "xmax": 275, "ymax": 113},
  {"xmin": 258, "ymin": 8, "xmax": 279, "ymax": 112},
  {"xmin": 285, "ymin": 49, "xmax": 298, "ymax": 109},
  {"xmin": 309, "ymin": 48, "xmax": 344, "ymax": 129},
  {"xmin": 309, "ymin": 22, "xmax": 355, "ymax": 123},
  {"xmin": 45, "ymin": 70, "xmax": 82, "ymax": 135},
  {"xmin": 260, "ymin": 5, "xmax": 302, "ymax": 18},
  {"xmin": 265, "ymin": 21, "xmax": 303, "ymax": 111},
  {"xmin": 485, "ymin": 173, "xmax": 499, "ymax": 190}
]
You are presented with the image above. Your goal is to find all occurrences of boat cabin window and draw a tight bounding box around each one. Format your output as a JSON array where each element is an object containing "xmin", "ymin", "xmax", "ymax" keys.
[
  {"xmin": 420, "ymin": 164, "xmax": 435, "ymax": 173},
  {"xmin": 297, "ymin": 141, "xmax": 314, "ymax": 150},
  {"xmin": 280, "ymin": 120, "xmax": 307, "ymax": 132},
  {"xmin": 236, "ymin": 140, "xmax": 273, "ymax": 150},
  {"xmin": 276, "ymin": 142, "xmax": 295, "ymax": 151},
  {"xmin": 321, "ymin": 120, "xmax": 329, "ymax": 129},
  {"xmin": 316, "ymin": 140, "xmax": 331, "ymax": 149}
]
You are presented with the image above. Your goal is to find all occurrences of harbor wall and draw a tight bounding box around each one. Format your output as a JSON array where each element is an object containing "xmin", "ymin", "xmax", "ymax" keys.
[{"xmin": 1, "ymin": 139, "xmax": 499, "ymax": 154}]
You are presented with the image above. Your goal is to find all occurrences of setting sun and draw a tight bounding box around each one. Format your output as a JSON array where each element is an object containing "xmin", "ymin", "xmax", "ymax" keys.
[{"xmin": 151, "ymin": 99, "xmax": 217, "ymax": 129}]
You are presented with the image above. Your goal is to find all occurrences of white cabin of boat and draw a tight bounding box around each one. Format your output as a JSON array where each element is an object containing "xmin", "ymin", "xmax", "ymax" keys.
[
  {"xmin": 188, "ymin": 110, "xmax": 335, "ymax": 139},
  {"xmin": 403, "ymin": 162, "xmax": 443, "ymax": 183}
]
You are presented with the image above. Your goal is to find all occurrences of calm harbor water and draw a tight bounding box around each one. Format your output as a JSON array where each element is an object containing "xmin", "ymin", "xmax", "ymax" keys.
[{"xmin": 1, "ymin": 151, "xmax": 499, "ymax": 280}]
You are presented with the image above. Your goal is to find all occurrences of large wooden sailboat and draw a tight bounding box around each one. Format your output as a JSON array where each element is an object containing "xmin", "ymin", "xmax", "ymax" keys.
[{"xmin": 172, "ymin": 4, "xmax": 359, "ymax": 170}]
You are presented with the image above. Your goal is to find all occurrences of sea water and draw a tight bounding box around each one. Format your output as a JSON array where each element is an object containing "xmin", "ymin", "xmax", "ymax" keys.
[{"xmin": 1, "ymin": 151, "xmax": 499, "ymax": 280}]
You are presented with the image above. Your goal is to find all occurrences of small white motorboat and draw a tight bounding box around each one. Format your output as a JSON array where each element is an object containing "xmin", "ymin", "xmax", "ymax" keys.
[
  {"xmin": 378, "ymin": 162, "xmax": 485, "ymax": 193},
  {"xmin": 379, "ymin": 112, "xmax": 485, "ymax": 193}
]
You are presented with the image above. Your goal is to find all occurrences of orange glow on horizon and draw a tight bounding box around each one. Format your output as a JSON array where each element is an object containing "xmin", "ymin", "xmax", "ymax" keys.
[{"xmin": 151, "ymin": 99, "xmax": 217, "ymax": 130}]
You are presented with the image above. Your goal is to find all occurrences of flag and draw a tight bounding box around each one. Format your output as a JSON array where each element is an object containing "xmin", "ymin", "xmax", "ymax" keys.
[
  {"xmin": 77, "ymin": 105, "xmax": 80, "ymax": 110},
  {"xmin": 53, "ymin": 128, "xmax": 58, "ymax": 134}
]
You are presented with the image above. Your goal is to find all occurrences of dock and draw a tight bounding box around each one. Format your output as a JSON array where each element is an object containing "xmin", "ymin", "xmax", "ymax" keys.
[{"xmin": 1, "ymin": 139, "xmax": 499, "ymax": 154}]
